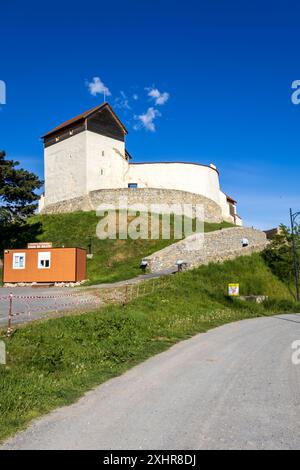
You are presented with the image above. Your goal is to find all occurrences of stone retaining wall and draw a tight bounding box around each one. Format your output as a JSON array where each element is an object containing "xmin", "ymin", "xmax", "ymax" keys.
[
  {"xmin": 41, "ymin": 188, "xmax": 223, "ymax": 223},
  {"xmin": 144, "ymin": 227, "xmax": 268, "ymax": 272}
]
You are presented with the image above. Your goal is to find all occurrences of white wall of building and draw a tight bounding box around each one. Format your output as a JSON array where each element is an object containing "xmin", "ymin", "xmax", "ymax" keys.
[
  {"xmin": 128, "ymin": 163, "xmax": 221, "ymax": 205},
  {"xmin": 42, "ymin": 132, "xmax": 241, "ymax": 225},
  {"xmin": 219, "ymin": 191, "xmax": 242, "ymax": 225},
  {"xmin": 44, "ymin": 132, "xmax": 87, "ymax": 205},
  {"xmin": 44, "ymin": 131, "xmax": 129, "ymax": 205},
  {"xmin": 219, "ymin": 191, "xmax": 232, "ymax": 222},
  {"xmin": 85, "ymin": 131, "xmax": 128, "ymax": 192}
]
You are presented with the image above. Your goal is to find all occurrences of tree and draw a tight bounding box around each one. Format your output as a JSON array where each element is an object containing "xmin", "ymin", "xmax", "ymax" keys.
[
  {"xmin": 262, "ymin": 224, "xmax": 300, "ymax": 299},
  {"xmin": 0, "ymin": 150, "xmax": 43, "ymax": 253},
  {"xmin": 0, "ymin": 150, "xmax": 43, "ymax": 224}
]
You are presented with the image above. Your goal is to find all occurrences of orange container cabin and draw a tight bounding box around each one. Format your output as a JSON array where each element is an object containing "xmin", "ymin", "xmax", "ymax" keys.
[{"xmin": 3, "ymin": 247, "xmax": 87, "ymax": 284}]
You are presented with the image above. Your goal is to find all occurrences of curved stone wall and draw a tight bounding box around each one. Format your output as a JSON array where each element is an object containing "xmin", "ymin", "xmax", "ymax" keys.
[
  {"xmin": 145, "ymin": 227, "xmax": 268, "ymax": 273},
  {"xmin": 41, "ymin": 187, "xmax": 223, "ymax": 223}
]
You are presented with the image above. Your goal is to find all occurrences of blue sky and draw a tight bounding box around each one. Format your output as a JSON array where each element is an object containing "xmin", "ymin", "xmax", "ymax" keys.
[{"xmin": 1, "ymin": 0, "xmax": 300, "ymax": 229}]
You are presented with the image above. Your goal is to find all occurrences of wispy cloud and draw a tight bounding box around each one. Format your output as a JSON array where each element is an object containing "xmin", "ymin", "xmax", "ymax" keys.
[
  {"xmin": 147, "ymin": 87, "xmax": 170, "ymax": 105},
  {"xmin": 84, "ymin": 81, "xmax": 169, "ymax": 131},
  {"xmin": 87, "ymin": 77, "xmax": 111, "ymax": 97},
  {"xmin": 134, "ymin": 107, "xmax": 161, "ymax": 132},
  {"xmin": 114, "ymin": 91, "xmax": 131, "ymax": 110}
]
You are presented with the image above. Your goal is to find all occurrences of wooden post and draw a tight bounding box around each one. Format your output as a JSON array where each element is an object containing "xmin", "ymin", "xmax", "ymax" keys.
[
  {"xmin": 7, "ymin": 293, "xmax": 13, "ymax": 337},
  {"xmin": 130, "ymin": 285, "xmax": 133, "ymax": 301},
  {"xmin": 54, "ymin": 295, "xmax": 58, "ymax": 314}
]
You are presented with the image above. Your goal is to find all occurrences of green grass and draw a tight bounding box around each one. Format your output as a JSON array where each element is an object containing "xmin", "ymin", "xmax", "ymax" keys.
[
  {"xmin": 26, "ymin": 211, "xmax": 234, "ymax": 284},
  {"xmin": 0, "ymin": 253, "xmax": 298, "ymax": 441}
]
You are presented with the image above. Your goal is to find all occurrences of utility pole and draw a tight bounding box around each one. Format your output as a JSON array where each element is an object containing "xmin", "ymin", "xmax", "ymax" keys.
[{"xmin": 290, "ymin": 208, "xmax": 300, "ymax": 302}]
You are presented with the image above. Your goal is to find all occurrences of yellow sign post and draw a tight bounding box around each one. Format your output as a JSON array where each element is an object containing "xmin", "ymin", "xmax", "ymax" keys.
[{"xmin": 228, "ymin": 283, "xmax": 239, "ymax": 296}]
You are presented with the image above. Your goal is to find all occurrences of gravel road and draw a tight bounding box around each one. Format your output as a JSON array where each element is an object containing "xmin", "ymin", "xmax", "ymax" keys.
[
  {"xmin": 2, "ymin": 314, "xmax": 300, "ymax": 450},
  {"xmin": 0, "ymin": 287, "xmax": 102, "ymax": 326}
]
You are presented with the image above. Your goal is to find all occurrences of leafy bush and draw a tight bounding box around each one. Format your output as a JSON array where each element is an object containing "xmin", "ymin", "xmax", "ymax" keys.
[{"xmin": 262, "ymin": 224, "xmax": 300, "ymax": 298}]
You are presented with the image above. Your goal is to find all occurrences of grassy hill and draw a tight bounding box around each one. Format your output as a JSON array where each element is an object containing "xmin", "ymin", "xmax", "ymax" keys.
[
  {"xmin": 21, "ymin": 211, "xmax": 234, "ymax": 284},
  {"xmin": 0, "ymin": 252, "xmax": 298, "ymax": 441}
]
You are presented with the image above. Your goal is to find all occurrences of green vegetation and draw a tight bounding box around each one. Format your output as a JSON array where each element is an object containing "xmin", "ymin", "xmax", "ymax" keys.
[
  {"xmin": 0, "ymin": 253, "xmax": 298, "ymax": 441},
  {"xmin": 23, "ymin": 211, "xmax": 234, "ymax": 284},
  {"xmin": 262, "ymin": 224, "xmax": 300, "ymax": 299},
  {"xmin": 0, "ymin": 150, "xmax": 43, "ymax": 255}
]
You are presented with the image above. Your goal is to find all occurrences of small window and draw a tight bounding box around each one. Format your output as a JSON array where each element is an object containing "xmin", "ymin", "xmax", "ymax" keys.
[
  {"xmin": 38, "ymin": 252, "xmax": 51, "ymax": 269},
  {"xmin": 100, "ymin": 169, "xmax": 104, "ymax": 175},
  {"xmin": 128, "ymin": 183, "xmax": 138, "ymax": 188},
  {"xmin": 13, "ymin": 253, "xmax": 26, "ymax": 269},
  {"xmin": 102, "ymin": 150, "xmax": 105, "ymax": 156}
]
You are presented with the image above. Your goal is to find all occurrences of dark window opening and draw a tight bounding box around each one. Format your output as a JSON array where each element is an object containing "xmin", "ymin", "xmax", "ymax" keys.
[
  {"xmin": 41, "ymin": 259, "xmax": 50, "ymax": 268},
  {"xmin": 229, "ymin": 203, "xmax": 235, "ymax": 217}
]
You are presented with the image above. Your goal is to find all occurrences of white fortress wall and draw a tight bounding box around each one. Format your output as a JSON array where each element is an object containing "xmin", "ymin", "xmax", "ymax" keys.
[
  {"xmin": 128, "ymin": 162, "xmax": 221, "ymax": 205},
  {"xmin": 235, "ymin": 214, "xmax": 243, "ymax": 226},
  {"xmin": 219, "ymin": 191, "xmax": 242, "ymax": 225},
  {"xmin": 85, "ymin": 131, "xmax": 128, "ymax": 192},
  {"xmin": 41, "ymin": 103, "xmax": 242, "ymax": 225},
  {"xmin": 44, "ymin": 132, "xmax": 87, "ymax": 206},
  {"xmin": 219, "ymin": 191, "xmax": 233, "ymax": 222}
]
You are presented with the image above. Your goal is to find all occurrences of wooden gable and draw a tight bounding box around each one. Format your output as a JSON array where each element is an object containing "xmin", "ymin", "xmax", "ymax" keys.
[
  {"xmin": 86, "ymin": 106, "xmax": 125, "ymax": 142},
  {"xmin": 42, "ymin": 103, "xmax": 127, "ymax": 148}
]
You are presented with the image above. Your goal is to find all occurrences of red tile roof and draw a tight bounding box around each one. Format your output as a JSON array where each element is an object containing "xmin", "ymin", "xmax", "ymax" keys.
[
  {"xmin": 226, "ymin": 194, "xmax": 237, "ymax": 204},
  {"xmin": 42, "ymin": 102, "xmax": 127, "ymax": 138}
]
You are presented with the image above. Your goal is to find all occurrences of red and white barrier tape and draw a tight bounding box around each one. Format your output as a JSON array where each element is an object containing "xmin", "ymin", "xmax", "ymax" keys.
[
  {"xmin": 0, "ymin": 292, "xmax": 95, "ymax": 301},
  {"xmin": 8, "ymin": 296, "xmax": 100, "ymax": 317},
  {"xmin": 9, "ymin": 293, "xmax": 84, "ymax": 300}
]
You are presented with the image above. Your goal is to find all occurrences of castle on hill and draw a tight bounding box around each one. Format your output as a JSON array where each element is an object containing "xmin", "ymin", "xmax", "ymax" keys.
[{"xmin": 39, "ymin": 102, "xmax": 242, "ymax": 225}]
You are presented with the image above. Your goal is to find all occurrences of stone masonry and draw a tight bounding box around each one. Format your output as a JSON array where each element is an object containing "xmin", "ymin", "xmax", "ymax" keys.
[
  {"xmin": 41, "ymin": 188, "xmax": 223, "ymax": 223},
  {"xmin": 144, "ymin": 227, "xmax": 268, "ymax": 273}
]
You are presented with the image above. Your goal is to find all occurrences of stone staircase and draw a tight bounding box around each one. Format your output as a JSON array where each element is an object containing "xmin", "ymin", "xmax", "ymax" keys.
[{"xmin": 144, "ymin": 227, "xmax": 268, "ymax": 273}]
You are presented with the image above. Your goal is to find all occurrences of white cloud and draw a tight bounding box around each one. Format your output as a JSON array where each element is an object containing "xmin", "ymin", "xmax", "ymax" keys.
[
  {"xmin": 133, "ymin": 93, "xmax": 139, "ymax": 100},
  {"xmin": 134, "ymin": 107, "xmax": 161, "ymax": 132},
  {"xmin": 147, "ymin": 87, "xmax": 170, "ymax": 105},
  {"xmin": 114, "ymin": 91, "xmax": 131, "ymax": 110},
  {"xmin": 87, "ymin": 77, "xmax": 111, "ymax": 97}
]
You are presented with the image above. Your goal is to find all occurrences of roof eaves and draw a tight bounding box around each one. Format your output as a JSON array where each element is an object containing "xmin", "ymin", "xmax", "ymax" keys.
[{"xmin": 41, "ymin": 102, "xmax": 128, "ymax": 139}]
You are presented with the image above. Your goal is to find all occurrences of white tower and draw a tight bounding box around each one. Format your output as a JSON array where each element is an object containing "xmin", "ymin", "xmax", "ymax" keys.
[{"xmin": 42, "ymin": 103, "xmax": 129, "ymax": 207}]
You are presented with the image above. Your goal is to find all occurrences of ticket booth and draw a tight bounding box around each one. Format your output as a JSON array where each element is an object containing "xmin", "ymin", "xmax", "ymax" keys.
[{"xmin": 2, "ymin": 242, "xmax": 87, "ymax": 284}]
